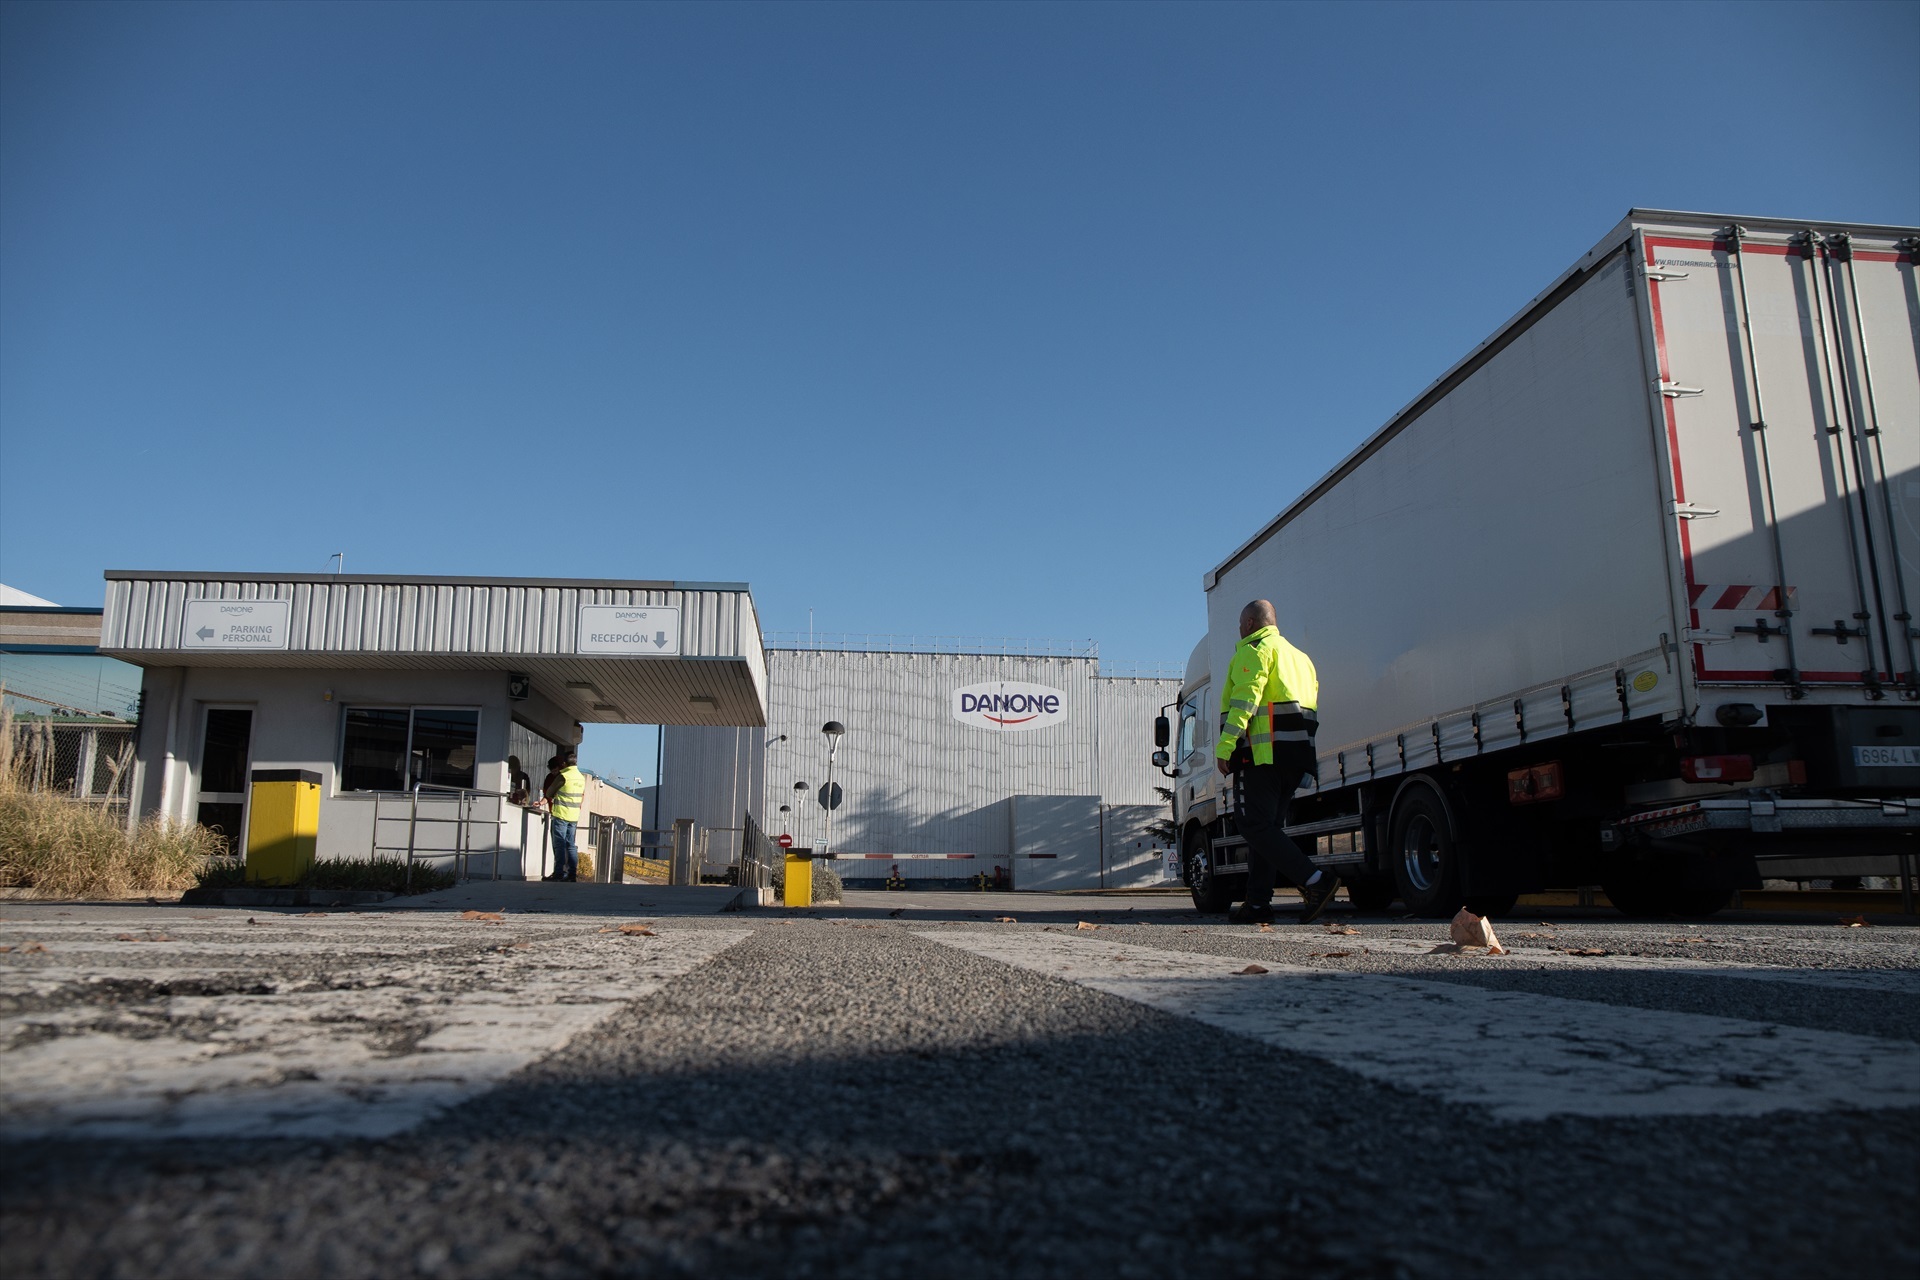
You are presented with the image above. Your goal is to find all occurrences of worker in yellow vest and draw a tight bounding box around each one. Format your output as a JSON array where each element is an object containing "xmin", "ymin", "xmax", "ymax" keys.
[
  {"xmin": 1215, "ymin": 599, "xmax": 1339, "ymax": 923},
  {"xmin": 543, "ymin": 749, "xmax": 586, "ymax": 882}
]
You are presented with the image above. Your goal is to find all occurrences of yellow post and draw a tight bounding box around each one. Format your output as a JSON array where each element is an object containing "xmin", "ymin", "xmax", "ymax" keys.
[
  {"xmin": 245, "ymin": 769, "xmax": 321, "ymax": 886},
  {"xmin": 783, "ymin": 851, "xmax": 812, "ymax": 908}
]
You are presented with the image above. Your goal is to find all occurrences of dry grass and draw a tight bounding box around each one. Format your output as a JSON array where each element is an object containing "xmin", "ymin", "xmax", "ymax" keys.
[
  {"xmin": 0, "ymin": 788, "xmax": 221, "ymax": 898},
  {"xmin": 0, "ymin": 697, "xmax": 221, "ymax": 898}
]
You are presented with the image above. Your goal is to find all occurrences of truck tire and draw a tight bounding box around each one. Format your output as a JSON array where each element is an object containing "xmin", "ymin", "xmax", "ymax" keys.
[
  {"xmin": 1344, "ymin": 877, "xmax": 1397, "ymax": 913},
  {"xmin": 1185, "ymin": 827, "xmax": 1236, "ymax": 914},
  {"xmin": 1389, "ymin": 781, "xmax": 1465, "ymax": 918},
  {"xmin": 1603, "ymin": 856, "xmax": 1736, "ymax": 918}
]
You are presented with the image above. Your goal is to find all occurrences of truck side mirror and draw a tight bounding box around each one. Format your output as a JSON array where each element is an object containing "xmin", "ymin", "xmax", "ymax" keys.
[
  {"xmin": 1154, "ymin": 715, "xmax": 1170, "ymax": 748},
  {"xmin": 1151, "ymin": 749, "xmax": 1170, "ymax": 770}
]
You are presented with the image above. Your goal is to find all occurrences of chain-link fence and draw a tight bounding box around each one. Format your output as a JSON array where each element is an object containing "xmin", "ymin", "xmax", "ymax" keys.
[{"xmin": 2, "ymin": 713, "xmax": 137, "ymax": 815}]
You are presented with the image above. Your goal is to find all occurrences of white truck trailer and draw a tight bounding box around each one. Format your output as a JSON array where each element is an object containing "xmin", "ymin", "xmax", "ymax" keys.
[{"xmin": 1156, "ymin": 209, "xmax": 1920, "ymax": 918}]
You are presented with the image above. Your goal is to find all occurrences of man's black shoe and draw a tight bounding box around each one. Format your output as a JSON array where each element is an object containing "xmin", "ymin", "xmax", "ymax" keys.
[
  {"xmin": 1227, "ymin": 903, "xmax": 1274, "ymax": 924},
  {"xmin": 1297, "ymin": 874, "xmax": 1341, "ymax": 924}
]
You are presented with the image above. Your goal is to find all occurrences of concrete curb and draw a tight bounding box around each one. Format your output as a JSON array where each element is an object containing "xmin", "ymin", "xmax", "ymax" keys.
[{"xmin": 179, "ymin": 887, "xmax": 397, "ymax": 907}]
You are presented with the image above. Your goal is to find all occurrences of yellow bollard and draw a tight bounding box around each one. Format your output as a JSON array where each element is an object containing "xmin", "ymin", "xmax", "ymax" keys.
[
  {"xmin": 783, "ymin": 850, "xmax": 812, "ymax": 907},
  {"xmin": 245, "ymin": 769, "xmax": 321, "ymax": 885}
]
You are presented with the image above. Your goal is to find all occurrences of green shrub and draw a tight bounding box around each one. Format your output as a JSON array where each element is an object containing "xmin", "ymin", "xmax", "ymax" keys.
[{"xmin": 192, "ymin": 854, "xmax": 455, "ymax": 896}]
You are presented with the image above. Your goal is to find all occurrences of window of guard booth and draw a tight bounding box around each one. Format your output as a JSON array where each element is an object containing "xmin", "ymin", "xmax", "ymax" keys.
[
  {"xmin": 410, "ymin": 708, "xmax": 480, "ymax": 789},
  {"xmin": 340, "ymin": 707, "xmax": 480, "ymax": 792}
]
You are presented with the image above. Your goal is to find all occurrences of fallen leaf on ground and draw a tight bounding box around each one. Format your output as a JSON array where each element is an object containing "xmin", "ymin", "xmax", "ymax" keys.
[
  {"xmin": 1566, "ymin": 947, "xmax": 1610, "ymax": 956},
  {"xmin": 0, "ymin": 945, "xmax": 11, "ymax": 953},
  {"xmin": 1076, "ymin": 921, "xmax": 1099, "ymax": 931},
  {"xmin": 460, "ymin": 910, "xmax": 505, "ymax": 922},
  {"xmin": 1312, "ymin": 950, "xmax": 1354, "ymax": 958},
  {"xmin": 21, "ymin": 941, "xmax": 46, "ymax": 953},
  {"xmin": 1450, "ymin": 908, "xmax": 1503, "ymax": 953},
  {"xmin": 497, "ymin": 940, "xmax": 531, "ymax": 951},
  {"xmin": 1256, "ymin": 923, "xmax": 1274, "ymax": 933},
  {"xmin": 993, "ymin": 916, "xmax": 1017, "ymax": 923},
  {"xmin": 1323, "ymin": 924, "xmax": 1360, "ymax": 936},
  {"xmin": 618, "ymin": 924, "xmax": 657, "ymax": 936},
  {"xmin": 1235, "ymin": 964, "xmax": 1270, "ymax": 975},
  {"xmin": 1840, "ymin": 915, "xmax": 1872, "ymax": 928}
]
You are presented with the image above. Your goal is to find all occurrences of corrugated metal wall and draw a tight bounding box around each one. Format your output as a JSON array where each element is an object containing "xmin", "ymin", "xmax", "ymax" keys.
[
  {"xmin": 767, "ymin": 651, "xmax": 1100, "ymax": 875},
  {"xmin": 101, "ymin": 576, "xmax": 756, "ymax": 660},
  {"xmin": 655, "ymin": 649, "xmax": 1178, "ymax": 882},
  {"xmin": 1094, "ymin": 676, "xmax": 1179, "ymax": 806},
  {"xmin": 657, "ymin": 725, "xmax": 765, "ymax": 867}
]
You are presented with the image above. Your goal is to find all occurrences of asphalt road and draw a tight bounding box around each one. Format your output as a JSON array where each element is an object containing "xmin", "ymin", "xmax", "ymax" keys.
[{"xmin": 1, "ymin": 889, "xmax": 1916, "ymax": 1279}]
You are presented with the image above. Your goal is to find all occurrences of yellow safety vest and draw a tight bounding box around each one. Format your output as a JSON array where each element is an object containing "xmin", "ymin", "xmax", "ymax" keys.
[
  {"xmin": 1215, "ymin": 626, "xmax": 1319, "ymax": 767},
  {"xmin": 551, "ymin": 766, "xmax": 585, "ymax": 822}
]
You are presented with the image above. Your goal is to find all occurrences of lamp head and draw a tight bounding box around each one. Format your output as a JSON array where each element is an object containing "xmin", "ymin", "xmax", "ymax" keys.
[{"xmin": 822, "ymin": 720, "xmax": 846, "ymax": 738}]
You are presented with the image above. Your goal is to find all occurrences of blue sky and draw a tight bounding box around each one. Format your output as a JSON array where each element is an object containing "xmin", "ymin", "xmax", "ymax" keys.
[{"xmin": 3, "ymin": 1, "xmax": 1916, "ymax": 785}]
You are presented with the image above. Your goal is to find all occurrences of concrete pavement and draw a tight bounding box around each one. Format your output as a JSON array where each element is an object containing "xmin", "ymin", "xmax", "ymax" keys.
[{"xmin": 1, "ymin": 889, "xmax": 1915, "ymax": 1278}]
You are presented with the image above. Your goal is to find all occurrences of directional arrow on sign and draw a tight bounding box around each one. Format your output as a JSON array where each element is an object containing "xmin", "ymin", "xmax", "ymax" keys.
[{"xmin": 196, "ymin": 627, "xmax": 216, "ymax": 640}]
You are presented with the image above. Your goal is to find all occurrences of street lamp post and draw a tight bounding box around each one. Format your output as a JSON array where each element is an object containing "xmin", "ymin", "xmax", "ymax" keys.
[{"xmin": 821, "ymin": 720, "xmax": 846, "ymax": 859}]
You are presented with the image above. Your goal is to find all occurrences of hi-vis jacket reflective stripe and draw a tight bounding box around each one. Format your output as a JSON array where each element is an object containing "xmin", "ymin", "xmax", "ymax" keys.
[
  {"xmin": 1215, "ymin": 625, "xmax": 1319, "ymax": 766},
  {"xmin": 551, "ymin": 766, "xmax": 586, "ymax": 822}
]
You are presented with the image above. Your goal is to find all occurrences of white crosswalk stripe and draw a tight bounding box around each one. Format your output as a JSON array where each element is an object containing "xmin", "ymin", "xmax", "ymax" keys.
[
  {"xmin": 922, "ymin": 930, "xmax": 1920, "ymax": 1121},
  {"xmin": 0, "ymin": 928, "xmax": 751, "ymax": 1141}
]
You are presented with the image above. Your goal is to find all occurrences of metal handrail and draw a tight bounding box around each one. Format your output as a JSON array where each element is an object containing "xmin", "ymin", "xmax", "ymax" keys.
[{"xmin": 367, "ymin": 782, "xmax": 513, "ymax": 886}]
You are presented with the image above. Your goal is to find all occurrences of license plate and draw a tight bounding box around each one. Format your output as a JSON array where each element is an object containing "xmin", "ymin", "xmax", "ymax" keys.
[{"xmin": 1853, "ymin": 745, "xmax": 1920, "ymax": 767}]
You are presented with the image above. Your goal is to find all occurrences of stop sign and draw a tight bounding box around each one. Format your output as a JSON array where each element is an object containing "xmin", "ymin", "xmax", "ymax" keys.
[{"xmin": 777, "ymin": 833, "xmax": 794, "ymax": 849}]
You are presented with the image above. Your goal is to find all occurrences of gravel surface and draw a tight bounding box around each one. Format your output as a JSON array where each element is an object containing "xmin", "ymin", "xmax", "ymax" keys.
[{"xmin": 2, "ymin": 899, "xmax": 1916, "ymax": 1278}]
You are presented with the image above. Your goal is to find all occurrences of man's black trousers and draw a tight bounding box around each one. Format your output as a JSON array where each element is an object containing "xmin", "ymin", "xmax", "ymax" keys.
[{"xmin": 1234, "ymin": 759, "xmax": 1319, "ymax": 908}]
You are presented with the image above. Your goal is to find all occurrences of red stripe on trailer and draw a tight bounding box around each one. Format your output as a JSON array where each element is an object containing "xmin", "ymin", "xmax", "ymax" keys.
[{"xmin": 1712, "ymin": 585, "xmax": 1750, "ymax": 611}]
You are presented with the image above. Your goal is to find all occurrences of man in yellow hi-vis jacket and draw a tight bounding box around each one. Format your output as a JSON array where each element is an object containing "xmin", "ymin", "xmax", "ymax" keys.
[{"xmin": 1215, "ymin": 599, "xmax": 1340, "ymax": 923}]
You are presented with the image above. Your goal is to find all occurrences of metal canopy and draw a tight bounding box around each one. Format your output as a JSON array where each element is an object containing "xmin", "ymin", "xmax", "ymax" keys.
[{"xmin": 98, "ymin": 572, "xmax": 768, "ymax": 728}]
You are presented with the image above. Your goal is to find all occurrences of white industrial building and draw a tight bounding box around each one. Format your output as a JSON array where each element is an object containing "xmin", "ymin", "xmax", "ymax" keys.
[
  {"xmin": 96, "ymin": 571, "xmax": 768, "ymax": 878},
  {"xmin": 656, "ymin": 640, "xmax": 1182, "ymax": 890}
]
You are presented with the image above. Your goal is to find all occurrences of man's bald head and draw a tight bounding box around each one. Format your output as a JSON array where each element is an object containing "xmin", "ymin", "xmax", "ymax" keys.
[{"xmin": 1239, "ymin": 599, "xmax": 1276, "ymax": 637}]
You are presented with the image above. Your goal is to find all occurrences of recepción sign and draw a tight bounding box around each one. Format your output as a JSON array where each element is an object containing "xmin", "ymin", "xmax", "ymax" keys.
[
  {"xmin": 952, "ymin": 681, "xmax": 1068, "ymax": 732},
  {"xmin": 577, "ymin": 605, "xmax": 681, "ymax": 656},
  {"xmin": 181, "ymin": 599, "xmax": 291, "ymax": 650}
]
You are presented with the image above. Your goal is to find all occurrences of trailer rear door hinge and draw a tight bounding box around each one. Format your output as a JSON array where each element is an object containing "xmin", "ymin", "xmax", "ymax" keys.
[
  {"xmin": 1685, "ymin": 629, "xmax": 1734, "ymax": 646},
  {"xmin": 1642, "ymin": 267, "xmax": 1690, "ymax": 282},
  {"xmin": 1660, "ymin": 381, "xmax": 1705, "ymax": 398},
  {"xmin": 1672, "ymin": 501, "xmax": 1719, "ymax": 520}
]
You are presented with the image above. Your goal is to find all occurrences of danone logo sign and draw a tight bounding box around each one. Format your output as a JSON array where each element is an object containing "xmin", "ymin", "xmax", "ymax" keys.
[{"xmin": 952, "ymin": 681, "xmax": 1068, "ymax": 732}]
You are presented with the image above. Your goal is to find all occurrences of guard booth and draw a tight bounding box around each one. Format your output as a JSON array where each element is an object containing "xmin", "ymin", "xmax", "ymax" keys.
[{"xmin": 100, "ymin": 572, "xmax": 769, "ymax": 882}]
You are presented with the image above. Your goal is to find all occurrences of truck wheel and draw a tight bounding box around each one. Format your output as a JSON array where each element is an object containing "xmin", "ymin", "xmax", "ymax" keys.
[
  {"xmin": 1390, "ymin": 782, "xmax": 1464, "ymax": 918},
  {"xmin": 1185, "ymin": 828, "xmax": 1235, "ymax": 914},
  {"xmin": 1600, "ymin": 862, "xmax": 1665, "ymax": 917},
  {"xmin": 1344, "ymin": 877, "xmax": 1397, "ymax": 913}
]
